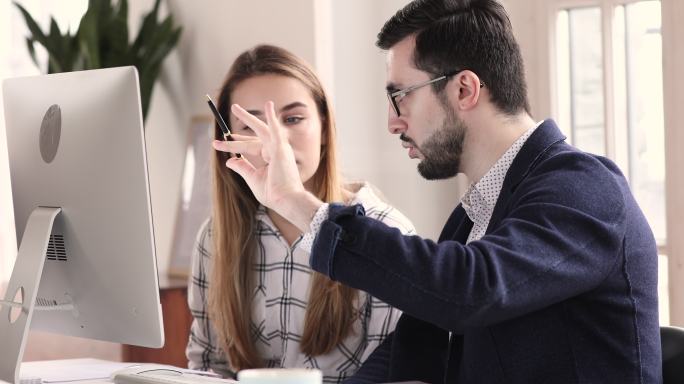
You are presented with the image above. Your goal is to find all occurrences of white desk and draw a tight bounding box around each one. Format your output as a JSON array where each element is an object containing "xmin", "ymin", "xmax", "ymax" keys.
[
  {"xmin": 16, "ymin": 359, "xmax": 428, "ymax": 384},
  {"xmin": 18, "ymin": 358, "xmax": 162, "ymax": 384}
]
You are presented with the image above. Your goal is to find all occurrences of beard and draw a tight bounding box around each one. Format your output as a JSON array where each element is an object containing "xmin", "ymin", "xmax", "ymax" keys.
[{"xmin": 415, "ymin": 104, "xmax": 466, "ymax": 180}]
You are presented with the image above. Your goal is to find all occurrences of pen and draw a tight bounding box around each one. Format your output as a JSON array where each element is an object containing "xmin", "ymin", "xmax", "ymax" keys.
[{"xmin": 206, "ymin": 94, "xmax": 241, "ymax": 158}]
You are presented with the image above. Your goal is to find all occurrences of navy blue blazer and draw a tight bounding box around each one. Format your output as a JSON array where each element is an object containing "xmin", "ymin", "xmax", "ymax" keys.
[{"xmin": 310, "ymin": 120, "xmax": 661, "ymax": 383}]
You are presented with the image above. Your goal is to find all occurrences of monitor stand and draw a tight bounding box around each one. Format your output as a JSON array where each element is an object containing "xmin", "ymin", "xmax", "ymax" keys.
[{"xmin": 0, "ymin": 207, "xmax": 62, "ymax": 384}]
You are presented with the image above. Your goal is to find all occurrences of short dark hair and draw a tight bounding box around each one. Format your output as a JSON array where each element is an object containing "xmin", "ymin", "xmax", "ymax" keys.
[{"xmin": 377, "ymin": 0, "xmax": 530, "ymax": 115}]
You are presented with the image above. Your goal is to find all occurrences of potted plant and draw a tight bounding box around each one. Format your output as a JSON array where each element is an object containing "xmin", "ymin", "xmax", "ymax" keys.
[{"xmin": 14, "ymin": 0, "xmax": 182, "ymax": 121}]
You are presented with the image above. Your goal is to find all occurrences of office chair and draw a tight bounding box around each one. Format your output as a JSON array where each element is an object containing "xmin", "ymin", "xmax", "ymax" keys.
[{"xmin": 662, "ymin": 325, "xmax": 684, "ymax": 383}]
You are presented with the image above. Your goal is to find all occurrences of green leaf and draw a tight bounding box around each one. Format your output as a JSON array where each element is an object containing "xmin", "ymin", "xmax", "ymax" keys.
[
  {"xmin": 103, "ymin": 20, "xmax": 130, "ymax": 66},
  {"xmin": 15, "ymin": 0, "xmax": 181, "ymax": 122},
  {"xmin": 145, "ymin": 23, "xmax": 181, "ymax": 69},
  {"xmin": 47, "ymin": 55, "xmax": 62, "ymax": 73},
  {"xmin": 14, "ymin": 2, "xmax": 48, "ymax": 45},
  {"xmin": 48, "ymin": 18, "xmax": 69, "ymax": 71},
  {"xmin": 13, "ymin": 2, "xmax": 67, "ymax": 62},
  {"xmin": 131, "ymin": 0, "xmax": 161, "ymax": 56},
  {"xmin": 77, "ymin": 8, "xmax": 101, "ymax": 68},
  {"xmin": 49, "ymin": 16, "xmax": 62, "ymax": 37},
  {"xmin": 115, "ymin": 0, "xmax": 128, "ymax": 28},
  {"xmin": 24, "ymin": 37, "xmax": 40, "ymax": 68},
  {"xmin": 113, "ymin": 0, "xmax": 130, "ymax": 55}
]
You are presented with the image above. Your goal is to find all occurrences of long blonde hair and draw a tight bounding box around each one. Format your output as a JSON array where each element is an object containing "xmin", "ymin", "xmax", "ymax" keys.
[{"xmin": 208, "ymin": 45, "xmax": 358, "ymax": 370}]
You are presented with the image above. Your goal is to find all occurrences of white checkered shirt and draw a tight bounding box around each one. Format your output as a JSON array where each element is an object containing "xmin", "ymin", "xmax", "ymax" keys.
[{"xmin": 186, "ymin": 183, "xmax": 415, "ymax": 383}]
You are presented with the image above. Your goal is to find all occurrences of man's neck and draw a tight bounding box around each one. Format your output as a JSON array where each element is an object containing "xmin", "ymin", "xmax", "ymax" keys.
[{"xmin": 461, "ymin": 112, "xmax": 537, "ymax": 184}]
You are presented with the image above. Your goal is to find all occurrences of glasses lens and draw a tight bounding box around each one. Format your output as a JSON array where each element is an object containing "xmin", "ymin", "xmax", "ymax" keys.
[{"xmin": 387, "ymin": 93, "xmax": 400, "ymax": 116}]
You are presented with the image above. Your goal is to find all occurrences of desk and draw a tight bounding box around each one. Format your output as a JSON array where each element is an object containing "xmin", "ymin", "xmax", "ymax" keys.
[
  {"xmin": 121, "ymin": 276, "xmax": 192, "ymax": 367},
  {"xmin": 19, "ymin": 358, "xmax": 131, "ymax": 383},
  {"xmin": 19, "ymin": 359, "xmax": 427, "ymax": 384}
]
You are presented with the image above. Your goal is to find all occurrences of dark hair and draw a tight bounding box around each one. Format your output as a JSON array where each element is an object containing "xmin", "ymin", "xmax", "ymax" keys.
[{"xmin": 377, "ymin": 0, "xmax": 530, "ymax": 115}]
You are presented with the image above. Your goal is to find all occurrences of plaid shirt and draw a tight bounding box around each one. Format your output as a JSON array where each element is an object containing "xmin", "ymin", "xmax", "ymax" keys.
[{"xmin": 186, "ymin": 183, "xmax": 415, "ymax": 383}]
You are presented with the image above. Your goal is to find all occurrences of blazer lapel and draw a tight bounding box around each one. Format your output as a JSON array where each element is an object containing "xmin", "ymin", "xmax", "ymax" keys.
[
  {"xmin": 439, "ymin": 205, "xmax": 473, "ymax": 244},
  {"xmin": 488, "ymin": 119, "xmax": 567, "ymax": 231}
]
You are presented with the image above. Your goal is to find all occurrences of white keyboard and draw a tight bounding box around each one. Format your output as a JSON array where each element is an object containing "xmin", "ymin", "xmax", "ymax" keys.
[{"xmin": 112, "ymin": 367, "xmax": 237, "ymax": 384}]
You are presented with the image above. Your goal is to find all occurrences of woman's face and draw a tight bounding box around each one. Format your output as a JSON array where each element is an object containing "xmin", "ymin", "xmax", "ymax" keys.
[{"xmin": 229, "ymin": 74, "xmax": 325, "ymax": 188}]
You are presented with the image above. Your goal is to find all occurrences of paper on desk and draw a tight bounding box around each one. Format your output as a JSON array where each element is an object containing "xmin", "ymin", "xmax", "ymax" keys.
[
  {"xmin": 20, "ymin": 358, "xmax": 218, "ymax": 383},
  {"xmin": 21, "ymin": 359, "xmax": 133, "ymax": 382}
]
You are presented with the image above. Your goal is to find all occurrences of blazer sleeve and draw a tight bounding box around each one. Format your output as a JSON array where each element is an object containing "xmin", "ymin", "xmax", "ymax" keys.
[{"xmin": 309, "ymin": 154, "xmax": 629, "ymax": 333}]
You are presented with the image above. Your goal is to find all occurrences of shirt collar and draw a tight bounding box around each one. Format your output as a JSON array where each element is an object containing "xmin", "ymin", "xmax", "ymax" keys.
[{"xmin": 461, "ymin": 122, "xmax": 541, "ymax": 223}]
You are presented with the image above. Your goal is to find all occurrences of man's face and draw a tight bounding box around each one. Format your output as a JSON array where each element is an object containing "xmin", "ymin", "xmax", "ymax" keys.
[
  {"xmin": 386, "ymin": 36, "xmax": 466, "ymax": 180},
  {"xmin": 416, "ymin": 101, "xmax": 466, "ymax": 180}
]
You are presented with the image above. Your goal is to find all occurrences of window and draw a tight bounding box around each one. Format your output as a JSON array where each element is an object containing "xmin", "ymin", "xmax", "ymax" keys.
[
  {"xmin": 556, "ymin": 7, "xmax": 606, "ymax": 155},
  {"xmin": 0, "ymin": 1, "xmax": 87, "ymax": 282},
  {"xmin": 552, "ymin": 0, "xmax": 668, "ymax": 324}
]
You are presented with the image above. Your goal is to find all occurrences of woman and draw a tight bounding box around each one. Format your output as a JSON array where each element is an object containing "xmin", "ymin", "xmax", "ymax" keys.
[{"xmin": 186, "ymin": 45, "xmax": 414, "ymax": 383}]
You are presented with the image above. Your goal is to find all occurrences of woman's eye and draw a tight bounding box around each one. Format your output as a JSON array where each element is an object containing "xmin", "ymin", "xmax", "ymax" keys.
[{"xmin": 283, "ymin": 116, "xmax": 304, "ymax": 125}]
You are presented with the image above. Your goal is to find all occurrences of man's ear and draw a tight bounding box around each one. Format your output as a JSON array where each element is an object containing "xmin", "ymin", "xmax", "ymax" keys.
[{"xmin": 451, "ymin": 70, "xmax": 482, "ymax": 111}]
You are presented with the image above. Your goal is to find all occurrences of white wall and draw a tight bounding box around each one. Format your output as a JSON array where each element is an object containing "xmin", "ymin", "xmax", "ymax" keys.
[
  {"xmin": 504, "ymin": 0, "xmax": 552, "ymax": 119},
  {"xmin": 145, "ymin": 0, "xmax": 467, "ymax": 271},
  {"xmin": 329, "ymin": 0, "xmax": 465, "ymax": 240},
  {"xmin": 142, "ymin": 0, "xmax": 322, "ymax": 276}
]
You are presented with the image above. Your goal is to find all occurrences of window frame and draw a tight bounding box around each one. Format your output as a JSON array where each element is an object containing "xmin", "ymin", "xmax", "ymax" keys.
[{"xmin": 545, "ymin": 0, "xmax": 665, "ymax": 248}]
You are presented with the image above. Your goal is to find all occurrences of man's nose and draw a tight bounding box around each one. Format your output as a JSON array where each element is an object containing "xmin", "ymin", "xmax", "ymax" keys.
[{"xmin": 388, "ymin": 107, "xmax": 406, "ymax": 135}]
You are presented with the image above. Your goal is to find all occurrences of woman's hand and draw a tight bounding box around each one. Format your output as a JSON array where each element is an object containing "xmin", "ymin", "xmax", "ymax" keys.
[{"xmin": 212, "ymin": 101, "xmax": 323, "ymax": 230}]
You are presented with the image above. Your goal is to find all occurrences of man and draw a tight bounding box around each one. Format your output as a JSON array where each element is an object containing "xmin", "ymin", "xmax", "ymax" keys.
[{"xmin": 215, "ymin": 0, "xmax": 661, "ymax": 382}]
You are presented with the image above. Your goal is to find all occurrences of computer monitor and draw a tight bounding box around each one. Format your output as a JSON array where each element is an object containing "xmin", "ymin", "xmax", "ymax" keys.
[{"xmin": 0, "ymin": 67, "xmax": 164, "ymax": 383}]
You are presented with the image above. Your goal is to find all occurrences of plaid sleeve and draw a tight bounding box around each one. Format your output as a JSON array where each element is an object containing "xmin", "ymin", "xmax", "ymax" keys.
[
  {"xmin": 185, "ymin": 219, "xmax": 234, "ymax": 378},
  {"xmin": 300, "ymin": 203, "xmax": 330, "ymax": 254},
  {"xmin": 363, "ymin": 202, "xmax": 416, "ymax": 237}
]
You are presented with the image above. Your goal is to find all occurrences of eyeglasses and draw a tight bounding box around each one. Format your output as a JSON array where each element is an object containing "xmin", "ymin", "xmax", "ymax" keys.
[{"xmin": 386, "ymin": 69, "xmax": 484, "ymax": 117}]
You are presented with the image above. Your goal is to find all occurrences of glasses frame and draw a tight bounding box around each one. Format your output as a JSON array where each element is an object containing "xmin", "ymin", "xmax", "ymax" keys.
[{"xmin": 387, "ymin": 69, "xmax": 484, "ymax": 117}]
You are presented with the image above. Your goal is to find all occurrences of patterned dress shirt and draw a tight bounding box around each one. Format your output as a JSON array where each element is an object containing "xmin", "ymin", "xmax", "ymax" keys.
[{"xmin": 461, "ymin": 123, "xmax": 539, "ymax": 243}]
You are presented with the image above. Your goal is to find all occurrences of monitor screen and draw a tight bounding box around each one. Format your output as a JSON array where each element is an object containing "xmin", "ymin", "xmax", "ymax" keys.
[{"xmin": 2, "ymin": 67, "xmax": 164, "ymax": 351}]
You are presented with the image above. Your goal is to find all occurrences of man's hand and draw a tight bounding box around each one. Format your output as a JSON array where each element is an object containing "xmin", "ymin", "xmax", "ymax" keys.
[{"xmin": 212, "ymin": 101, "xmax": 323, "ymax": 231}]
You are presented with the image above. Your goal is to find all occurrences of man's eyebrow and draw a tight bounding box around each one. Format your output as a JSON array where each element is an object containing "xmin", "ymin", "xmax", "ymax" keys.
[{"xmin": 245, "ymin": 101, "xmax": 307, "ymax": 117}]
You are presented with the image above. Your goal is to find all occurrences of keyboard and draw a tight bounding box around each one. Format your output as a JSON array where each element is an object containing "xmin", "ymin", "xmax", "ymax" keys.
[{"xmin": 111, "ymin": 367, "xmax": 237, "ymax": 384}]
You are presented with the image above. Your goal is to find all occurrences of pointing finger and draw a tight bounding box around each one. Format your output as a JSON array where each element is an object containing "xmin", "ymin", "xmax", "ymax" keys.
[
  {"xmin": 231, "ymin": 104, "xmax": 270, "ymax": 140},
  {"xmin": 213, "ymin": 139, "xmax": 263, "ymax": 157},
  {"xmin": 229, "ymin": 133, "xmax": 260, "ymax": 142},
  {"xmin": 264, "ymin": 101, "xmax": 285, "ymax": 143}
]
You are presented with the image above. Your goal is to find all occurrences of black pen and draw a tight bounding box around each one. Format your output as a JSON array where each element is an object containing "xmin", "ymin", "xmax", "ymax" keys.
[{"xmin": 206, "ymin": 94, "xmax": 241, "ymax": 158}]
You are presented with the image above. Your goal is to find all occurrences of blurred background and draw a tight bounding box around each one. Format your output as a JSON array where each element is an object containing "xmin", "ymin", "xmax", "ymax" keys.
[{"xmin": 0, "ymin": 0, "xmax": 682, "ymax": 366}]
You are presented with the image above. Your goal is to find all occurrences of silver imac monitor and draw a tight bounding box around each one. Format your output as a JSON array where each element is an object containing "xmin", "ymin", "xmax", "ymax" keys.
[{"xmin": 0, "ymin": 67, "xmax": 164, "ymax": 383}]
